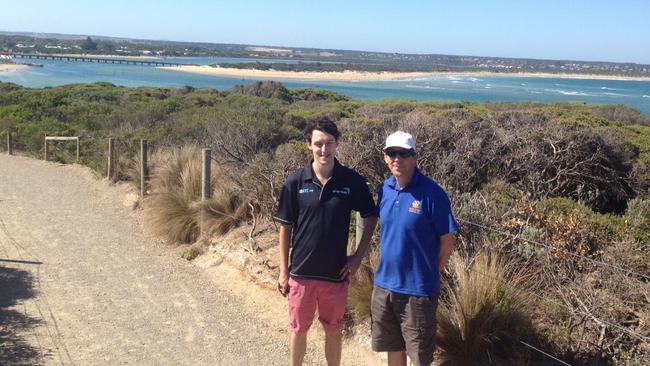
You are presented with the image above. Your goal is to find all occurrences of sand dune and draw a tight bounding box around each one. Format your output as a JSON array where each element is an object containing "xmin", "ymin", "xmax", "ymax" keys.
[{"xmin": 160, "ymin": 64, "xmax": 650, "ymax": 82}]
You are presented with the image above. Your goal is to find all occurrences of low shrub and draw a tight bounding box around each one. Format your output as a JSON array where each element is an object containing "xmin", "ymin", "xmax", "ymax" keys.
[{"xmin": 436, "ymin": 251, "xmax": 539, "ymax": 365}]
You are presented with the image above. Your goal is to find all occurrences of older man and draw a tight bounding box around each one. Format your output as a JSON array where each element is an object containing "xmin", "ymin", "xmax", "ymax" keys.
[{"xmin": 371, "ymin": 131, "xmax": 458, "ymax": 366}]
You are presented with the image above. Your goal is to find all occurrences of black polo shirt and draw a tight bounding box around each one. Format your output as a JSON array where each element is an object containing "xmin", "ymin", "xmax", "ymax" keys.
[{"xmin": 274, "ymin": 160, "xmax": 376, "ymax": 282}]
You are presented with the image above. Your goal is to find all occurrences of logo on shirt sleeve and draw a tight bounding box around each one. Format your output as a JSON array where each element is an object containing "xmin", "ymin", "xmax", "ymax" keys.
[{"xmin": 408, "ymin": 200, "xmax": 422, "ymax": 214}]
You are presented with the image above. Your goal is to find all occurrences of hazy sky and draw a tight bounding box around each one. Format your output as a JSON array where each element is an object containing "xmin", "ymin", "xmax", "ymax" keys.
[{"xmin": 2, "ymin": 0, "xmax": 649, "ymax": 64}]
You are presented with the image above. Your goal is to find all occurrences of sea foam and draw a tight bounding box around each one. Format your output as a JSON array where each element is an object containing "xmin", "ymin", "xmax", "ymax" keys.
[{"xmin": 545, "ymin": 89, "xmax": 591, "ymax": 96}]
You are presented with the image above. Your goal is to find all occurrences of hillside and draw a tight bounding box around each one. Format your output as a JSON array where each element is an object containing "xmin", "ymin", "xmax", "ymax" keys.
[{"xmin": 1, "ymin": 80, "xmax": 649, "ymax": 364}]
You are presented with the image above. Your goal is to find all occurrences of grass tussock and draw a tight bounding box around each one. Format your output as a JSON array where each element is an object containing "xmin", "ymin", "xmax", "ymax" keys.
[
  {"xmin": 125, "ymin": 148, "xmax": 166, "ymax": 189},
  {"xmin": 144, "ymin": 145, "xmax": 249, "ymax": 244},
  {"xmin": 436, "ymin": 251, "xmax": 538, "ymax": 366},
  {"xmin": 201, "ymin": 184, "xmax": 250, "ymax": 236},
  {"xmin": 146, "ymin": 188, "xmax": 201, "ymax": 243},
  {"xmin": 347, "ymin": 244, "xmax": 380, "ymax": 322}
]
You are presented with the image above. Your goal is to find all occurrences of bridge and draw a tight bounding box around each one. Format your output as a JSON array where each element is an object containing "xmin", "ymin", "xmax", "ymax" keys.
[{"xmin": 0, "ymin": 52, "xmax": 197, "ymax": 67}]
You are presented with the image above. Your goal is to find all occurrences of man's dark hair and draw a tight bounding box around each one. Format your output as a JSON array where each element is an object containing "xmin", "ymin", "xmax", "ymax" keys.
[{"xmin": 304, "ymin": 116, "xmax": 340, "ymax": 142}]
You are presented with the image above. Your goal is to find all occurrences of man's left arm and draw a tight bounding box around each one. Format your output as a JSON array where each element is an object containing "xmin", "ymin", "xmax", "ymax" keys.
[{"xmin": 438, "ymin": 233, "xmax": 456, "ymax": 272}]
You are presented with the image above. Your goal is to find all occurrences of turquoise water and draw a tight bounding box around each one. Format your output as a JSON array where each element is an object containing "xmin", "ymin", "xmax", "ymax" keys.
[{"xmin": 2, "ymin": 57, "xmax": 650, "ymax": 115}]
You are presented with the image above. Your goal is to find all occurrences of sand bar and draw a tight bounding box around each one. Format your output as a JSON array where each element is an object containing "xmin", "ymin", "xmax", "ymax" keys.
[
  {"xmin": 159, "ymin": 64, "xmax": 437, "ymax": 81},
  {"xmin": 160, "ymin": 64, "xmax": 650, "ymax": 82},
  {"xmin": 0, "ymin": 63, "xmax": 27, "ymax": 72}
]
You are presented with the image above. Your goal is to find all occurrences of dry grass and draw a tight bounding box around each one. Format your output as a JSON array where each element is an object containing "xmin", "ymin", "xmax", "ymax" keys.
[
  {"xmin": 436, "ymin": 251, "xmax": 538, "ymax": 366},
  {"xmin": 149, "ymin": 146, "xmax": 205, "ymax": 198},
  {"xmin": 125, "ymin": 148, "xmax": 167, "ymax": 190},
  {"xmin": 201, "ymin": 185, "xmax": 250, "ymax": 236},
  {"xmin": 146, "ymin": 188, "xmax": 201, "ymax": 243},
  {"xmin": 144, "ymin": 145, "xmax": 250, "ymax": 244},
  {"xmin": 347, "ymin": 244, "xmax": 381, "ymax": 322}
]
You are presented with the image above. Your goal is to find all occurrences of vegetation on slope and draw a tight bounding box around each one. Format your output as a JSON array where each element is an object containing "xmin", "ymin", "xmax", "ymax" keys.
[{"xmin": 1, "ymin": 80, "xmax": 648, "ymax": 364}]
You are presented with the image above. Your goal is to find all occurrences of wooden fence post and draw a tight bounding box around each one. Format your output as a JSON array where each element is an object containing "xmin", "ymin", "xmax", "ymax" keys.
[
  {"xmin": 44, "ymin": 134, "xmax": 48, "ymax": 161},
  {"xmin": 107, "ymin": 138, "xmax": 114, "ymax": 180},
  {"xmin": 140, "ymin": 139, "xmax": 148, "ymax": 198},
  {"xmin": 355, "ymin": 212, "xmax": 364, "ymax": 251},
  {"xmin": 202, "ymin": 148, "xmax": 212, "ymax": 200},
  {"xmin": 76, "ymin": 137, "xmax": 80, "ymax": 162},
  {"xmin": 6, "ymin": 132, "xmax": 12, "ymax": 155},
  {"xmin": 201, "ymin": 148, "xmax": 212, "ymax": 239}
]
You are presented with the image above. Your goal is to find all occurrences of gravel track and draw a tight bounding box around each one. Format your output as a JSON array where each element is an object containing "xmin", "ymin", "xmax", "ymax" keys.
[{"xmin": 0, "ymin": 155, "xmax": 372, "ymax": 365}]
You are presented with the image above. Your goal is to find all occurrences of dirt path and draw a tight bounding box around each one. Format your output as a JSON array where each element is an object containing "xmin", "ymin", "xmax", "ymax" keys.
[{"xmin": 0, "ymin": 155, "xmax": 380, "ymax": 366}]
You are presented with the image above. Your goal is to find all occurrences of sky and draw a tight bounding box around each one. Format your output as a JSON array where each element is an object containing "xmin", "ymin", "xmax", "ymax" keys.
[{"xmin": 2, "ymin": 0, "xmax": 649, "ymax": 64}]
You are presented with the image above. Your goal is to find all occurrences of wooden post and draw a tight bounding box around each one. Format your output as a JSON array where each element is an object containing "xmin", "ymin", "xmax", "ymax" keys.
[
  {"xmin": 76, "ymin": 137, "xmax": 80, "ymax": 162},
  {"xmin": 107, "ymin": 138, "xmax": 114, "ymax": 180},
  {"xmin": 44, "ymin": 134, "xmax": 48, "ymax": 161},
  {"xmin": 201, "ymin": 148, "xmax": 212, "ymax": 240},
  {"xmin": 202, "ymin": 148, "xmax": 212, "ymax": 200},
  {"xmin": 355, "ymin": 212, "xmax": 364, "ymax": 251},
  {"xmin": 140, "ymin": 139, "xmax": 148, "ymax": 198},
  {"xmin": 6, "ymin": 132, "xmax": 12, "ymax": 155}
]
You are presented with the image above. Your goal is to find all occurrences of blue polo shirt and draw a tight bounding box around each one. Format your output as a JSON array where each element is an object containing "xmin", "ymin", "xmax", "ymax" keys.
[
  {"xmin": 275, "ymin": 160, "xmax": 376, "ymax": 282},
  {"xmin": 374, "ymin": 169, "xmax": 458, "ymax": 296}
]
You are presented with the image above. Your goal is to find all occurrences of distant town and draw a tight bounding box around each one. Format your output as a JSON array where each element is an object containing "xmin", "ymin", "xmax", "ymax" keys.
[{"xmin": 1, "ymin": 31, "xmax": 649, "ymax": 77}]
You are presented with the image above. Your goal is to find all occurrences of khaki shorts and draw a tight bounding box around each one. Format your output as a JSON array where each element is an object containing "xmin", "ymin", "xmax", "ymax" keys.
[{"xmin": 370, "ymin": 285, "xmax": 438, "ymax": 366}]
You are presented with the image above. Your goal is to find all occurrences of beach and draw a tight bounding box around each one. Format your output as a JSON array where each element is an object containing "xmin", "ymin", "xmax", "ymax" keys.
[
  {"xmin": 159, "ymin": 64, "xmax": 438, "ymax": 81},
  {"xmin": 0, "ymin": 63, "xmax": 27, "ymax": 72},
  {"xmin": 160, "ymin": 64, "xmax": 650, "ymax": 82}
]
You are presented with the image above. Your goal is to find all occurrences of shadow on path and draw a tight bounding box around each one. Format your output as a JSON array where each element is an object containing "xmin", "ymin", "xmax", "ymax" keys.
[{"xmin": 0, "ymin": 264, "xmax": 42, "ymax": 365}]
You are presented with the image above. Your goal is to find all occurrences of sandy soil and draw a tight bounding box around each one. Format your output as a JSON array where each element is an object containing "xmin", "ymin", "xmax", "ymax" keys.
[
  {"xmin": 0, "ymin": 154, "xmax": 381, "ymax": 365},
  {"xmin": 160, "ymin": 64, "xmax": 650, "ymax": 82}
]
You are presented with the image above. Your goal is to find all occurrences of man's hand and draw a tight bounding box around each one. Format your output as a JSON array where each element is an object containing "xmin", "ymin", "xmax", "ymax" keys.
[
  {"xmin": 339, "ymin": 254, "xmax": 363, "ymax": 280},
  {"xmin": 277, "ymin": 270, "xmax": 289, "ymax": 297}
]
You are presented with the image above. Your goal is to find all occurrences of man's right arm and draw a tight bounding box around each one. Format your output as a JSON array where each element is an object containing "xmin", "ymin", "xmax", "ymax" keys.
[{"xmin": 278, "ymin": 223, "xmax": 292, "ymax": 296}]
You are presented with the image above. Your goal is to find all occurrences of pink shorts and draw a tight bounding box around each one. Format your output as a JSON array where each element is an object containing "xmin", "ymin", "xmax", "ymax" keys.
[{"xmin": 288, "ymin": 277, "xmax": 349, "ymax": 333}]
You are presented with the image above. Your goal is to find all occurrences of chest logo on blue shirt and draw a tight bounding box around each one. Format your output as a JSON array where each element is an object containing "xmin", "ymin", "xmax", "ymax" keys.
[
  {"xmin": 408, "ymin": 200, "xmax": 422, "ymax": 214},
  {"xmin": 299, "ymin": 188, "xmax": 315, "ymax": 194},
  {"xmin": 332, "ymin": 187, "xmax": 351, "ymax": 195}
]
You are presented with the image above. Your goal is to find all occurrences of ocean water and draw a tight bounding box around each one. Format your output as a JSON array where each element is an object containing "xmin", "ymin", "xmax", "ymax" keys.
[{"xmin": 2, "ymin": 57, "xmax": 649, "ymax": 115}]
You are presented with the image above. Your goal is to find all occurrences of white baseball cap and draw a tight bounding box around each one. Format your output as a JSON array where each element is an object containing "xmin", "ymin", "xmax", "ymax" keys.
[{"xmin": 383, "ymin": 131, "xmax": 416, "ymax": 152}]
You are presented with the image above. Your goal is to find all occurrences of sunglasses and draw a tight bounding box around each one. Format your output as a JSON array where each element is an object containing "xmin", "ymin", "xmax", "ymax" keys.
[{"xmin": 384, "ymin": 149, "xmax": 416, "ymax": 158}]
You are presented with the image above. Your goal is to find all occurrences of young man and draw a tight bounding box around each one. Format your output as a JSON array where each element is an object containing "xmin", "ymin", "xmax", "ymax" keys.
[
  {"xmin": 371, "ymin": 131, "xmax": 458, "ymax": 366},
  {"xmin": 275, "ymin": 117, "xmax": 377, "ymax": 366}
]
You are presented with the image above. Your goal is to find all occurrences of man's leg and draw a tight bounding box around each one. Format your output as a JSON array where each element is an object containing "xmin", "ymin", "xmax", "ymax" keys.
[
  {"xmin": 387, "ymin": 351, "xmax": 407, "ymax": 366},
  {"xmin": 401, "ymin": 295, "xmax": 438, "ymax": 366},
  {"xmin": 291, "ymin": 331, "xmax": 308, "ymax": 366},
  {"xmin": 288, "ymin": 278, "xmax": 317, "ymax": 366},
  {"xmin": 324, "ymin": 327, "xmax": 342, "ymax": 366},
  {"xmin": 371, "ymin": 286, "xmax": 407, "ymax": 365},
  {"xmin": 317, "ymin": 280, "xmax": 348, "ymax": 366}
]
